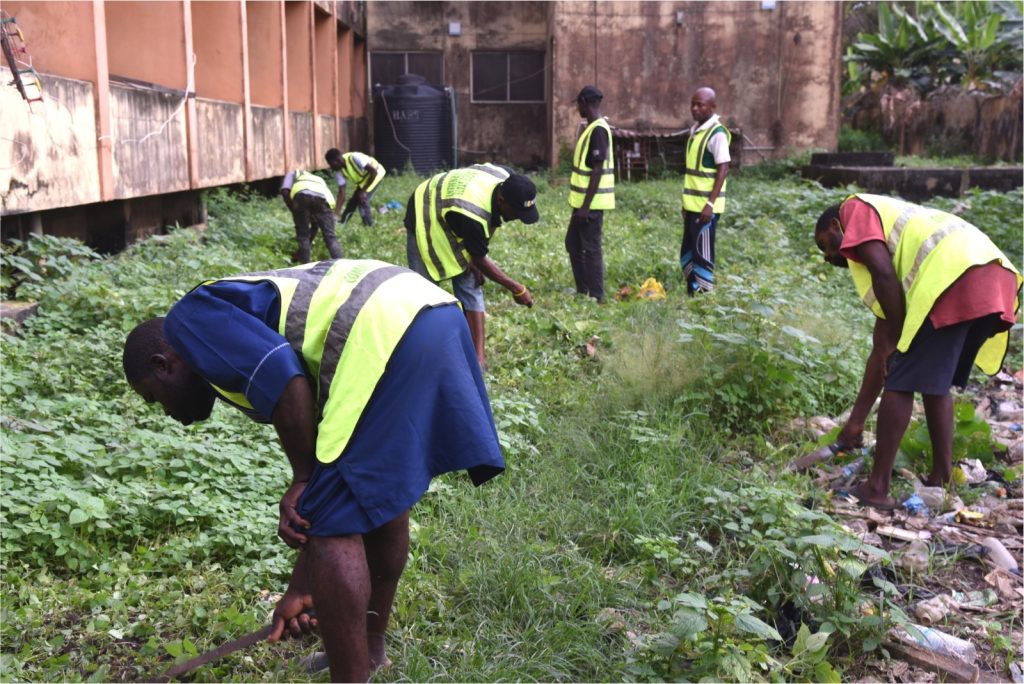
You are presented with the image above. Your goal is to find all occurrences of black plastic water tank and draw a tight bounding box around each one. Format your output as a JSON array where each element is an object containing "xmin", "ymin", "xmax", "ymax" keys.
[{"xmin": 373, "ymin": 73, "xmax": 454, "ymax": 175}]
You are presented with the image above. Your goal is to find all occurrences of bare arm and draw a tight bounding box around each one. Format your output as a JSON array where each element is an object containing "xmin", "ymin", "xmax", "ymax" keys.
[
  {"xmin": 271, "ymin": 375, "xmax": 317, "ymax": 548},
  {"xmin": 699, "ymin": 163, "xmax": 730, "ymax": 223},
  {"xmin": 470, "ymin": 254, "xmax": 532, "ymax": 307},
  {"xmin": 838, "ymin": 317, "xmax": 893, "ymax": 446},
  {"xmin": 857, "ymin": 240, "xmax": 904, "ymax": 347}
]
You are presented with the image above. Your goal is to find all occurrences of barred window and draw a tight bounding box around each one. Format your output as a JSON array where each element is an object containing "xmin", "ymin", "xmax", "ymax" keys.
[
  {"xmin": 471, "ymin": 51, "xmax": 545, "ymax": 103},
  {"xmin": 370, "ymin": 51, "xmax": 443, "ymax": 86}
]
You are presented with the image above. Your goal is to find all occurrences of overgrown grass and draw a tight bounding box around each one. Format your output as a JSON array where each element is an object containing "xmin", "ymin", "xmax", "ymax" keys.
[{"xmin": 1, "ymin": 167, "xmax": 1021, "ymax": 681}]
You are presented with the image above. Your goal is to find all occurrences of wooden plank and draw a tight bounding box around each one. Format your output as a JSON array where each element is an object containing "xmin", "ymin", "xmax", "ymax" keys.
[{"xmin": 883, "ymin": 639, "xmax": 979, "ymax": 683}]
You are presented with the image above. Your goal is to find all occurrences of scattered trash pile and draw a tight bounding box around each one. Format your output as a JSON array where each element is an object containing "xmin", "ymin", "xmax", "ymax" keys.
[{"xmin": 789, "ymin": 371, "xmax": 1024, "ymax": 682}]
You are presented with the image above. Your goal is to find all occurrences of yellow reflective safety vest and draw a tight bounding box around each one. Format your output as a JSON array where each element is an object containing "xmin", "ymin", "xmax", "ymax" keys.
[
  {"xmin": 341, "ymin": 153, "xmax": 386, "ymax": 193},
  {"xmin": 290, "ymin": 170, "xmax": 336, "ymax": 209},
  {"xmin": 411, "ymin": 163, "xmax": 509, "ymax": 282},
  {"xmin": 847, "ymin": 194, "xmax": 1022, "ymax": 375},
  {"xmin": 569, "ymin": 117, "xmax": 615, "ymax": 210},
  {"xmin": 201, "ymin": 260, "xmax": 457, "ymax": 463},
  {"xmin": 682, "ymin": 122, "xmax": 731, "ymax": 214}
]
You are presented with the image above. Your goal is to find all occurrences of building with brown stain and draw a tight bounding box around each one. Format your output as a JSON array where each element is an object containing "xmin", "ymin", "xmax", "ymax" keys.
[
  {"xmin": 367, "ymin": 1, "xmax": 843, "ymax": 170},
  {"xmin": 1, "ymin": 0, "xmax": 367, "ymax": 250}
]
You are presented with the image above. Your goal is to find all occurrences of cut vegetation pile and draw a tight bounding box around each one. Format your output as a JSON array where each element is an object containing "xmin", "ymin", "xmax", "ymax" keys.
[{"xmin": 1, "ymin": 165, "xmax": 1021, "ymax": 682}]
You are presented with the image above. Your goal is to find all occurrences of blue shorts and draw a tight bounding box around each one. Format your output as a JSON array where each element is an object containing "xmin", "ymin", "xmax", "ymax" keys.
[
  {"xmin": 296, "ymin": 303, "xmax": 504, "ymax": 536},
  {"xmin": 885, "ymin": 314, "xmax": 1007, "ymax": 395},
  {"xmin": 406, "ymin": 228, "xmax": 486, "ymax": 312}
]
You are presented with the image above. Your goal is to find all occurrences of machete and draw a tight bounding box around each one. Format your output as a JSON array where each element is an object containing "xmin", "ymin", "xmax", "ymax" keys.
[{"xmin": 151, "ymin": 611, "xmax": 316, "ymax": 682}]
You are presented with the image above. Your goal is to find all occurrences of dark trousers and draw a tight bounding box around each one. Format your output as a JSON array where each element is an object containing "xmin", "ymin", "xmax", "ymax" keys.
[
  {"xmin": 565, "ymin": 210, "xmax": 605, "ymax": 302},
  {"xmin": 680, "ymin": 211, "xmax": 719, "ymax": 294},
  {"xmin": 339, "ymin": 189, "xmax": 375, "ymax": 226},
  {"xmin": 293, "ymin": 192, "xmax": 342, "ymax": 262}
]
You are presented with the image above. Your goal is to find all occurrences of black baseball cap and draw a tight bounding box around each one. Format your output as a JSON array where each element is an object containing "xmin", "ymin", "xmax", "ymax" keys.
[
  {"xmin": 576, "ymin": 85, "xmax": 603, "ymax": 103},
  {"xmin": 501, "ymin": 174, "xmax": 539, "ymax": 225}
]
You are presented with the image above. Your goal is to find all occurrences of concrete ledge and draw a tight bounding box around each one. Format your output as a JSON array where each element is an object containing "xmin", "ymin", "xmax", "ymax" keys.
[
  {"xmin": 801, "ymin": 165, "xmax": 1024, "ymax": 201},
  {"xmin": 0, "ymin": 301, "xmax": 39, "ymax": 331},
  {"xmin": 809, "ymin": 152, "xmax": 894, "ymax": 167}
]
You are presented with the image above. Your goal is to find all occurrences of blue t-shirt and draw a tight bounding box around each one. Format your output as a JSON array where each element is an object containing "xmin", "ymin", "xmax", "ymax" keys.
[
  {"xmin": 164, "ymin": 280, "xmax": 305, "ymax": 422},
  {"xmin": 161, "ymin": 276, "xmax": 505, "ymax": 532}
]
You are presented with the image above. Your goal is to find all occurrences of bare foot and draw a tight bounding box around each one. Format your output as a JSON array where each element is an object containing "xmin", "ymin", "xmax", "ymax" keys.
[
  {"xmin": 921, "ymin": 473, "xmax": 951, "ymax": 488},
  {"xmin": 849, "ymin": 481, "xmax": 900, "ymax": 511},
  {"xmin": 367, "ymin": 633, "xmax": 392, "ymax": 672}
]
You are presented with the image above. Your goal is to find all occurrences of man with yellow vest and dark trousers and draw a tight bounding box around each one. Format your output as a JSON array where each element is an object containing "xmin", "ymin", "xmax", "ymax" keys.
[
  {"xmin": 280, "ymin": 169, "xmax": 343, "ymax": 263},
  {"xmin": 325, "ymin": 148, "xmax": 386, "ymax": 227},
  {"xmin": 815, "ymin": 195, "xmax": 1021, "ymax": 510},
  {"xmin": 122, "ymin": 259, "xmax": 505, "ymax": 681},
  {"xmin": 680, "ymin": 87, "xmax": 731, "ymax": 295},
  {"xmin": 567, "ymin": 85, "xmax": 614, "ymax": 303},
  {"xmin": 404, "ymin": 163, "xmax": 538, "ymax": 367}
]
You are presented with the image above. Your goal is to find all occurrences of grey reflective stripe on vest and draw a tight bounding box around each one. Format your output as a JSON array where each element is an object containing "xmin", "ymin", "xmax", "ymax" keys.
[
  {"xmin": 469, "ymin": 164, "xmax": 507, "ymax": 179},
  {"xmin": 420, "ymin": 178, "xmax": 445, "ymax": 275},
  {"xmin": 435, "ymin": 178, "xmax": 469, "ymax": 270},
  {"xmin": 284, "ymin": 261, "xmax": 335, "ymax": 350},
  {"xmin": 571, "ymin": 166, "xmax": 615, "ymax": 176},
  {"xmin": 901, "ymin": 219, "xmax": 969, "ymax": 292},
  {"xmin": 223, "ymin": 261, "xmax": 335, "ymax": 355},
  {"xmin": 569, "ymin": 184, "xmax": 616, "ymax": 195},
  {"xmin": 316, "ymin": 265, "xmax": 408, "ymax": 412},
  {"xmin": 682, "ymin": 187, "xmax": 727, "ymax": 199},
  {"xmin": 886, "ymin": 205, "xmax": 928, "ymax": 253},
  {"xmin": 684, "ymin": 169, "xmax": 717, "ymax": 179},
  {"xmin": 862, "ymin": 217, "xmax": 970, "ymax": 309},
  {"xmin": 442, "ymin": 197, "xmax": 491, "ymax": 223}
]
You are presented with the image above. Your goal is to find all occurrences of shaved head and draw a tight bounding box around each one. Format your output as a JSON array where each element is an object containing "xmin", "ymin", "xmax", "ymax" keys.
[
  {"xmin": 693, "ymin": 87, "xmax": 716, "ymax": 105},
  {"xmin": 690, "ymin": 88, "xmax": 718, "ymax": 125}
]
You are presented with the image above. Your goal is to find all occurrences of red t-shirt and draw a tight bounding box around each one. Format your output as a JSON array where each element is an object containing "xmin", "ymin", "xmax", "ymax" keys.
[{"xmin": 839, "ymin": 197, "xmax": 1018, "ymax": 328}]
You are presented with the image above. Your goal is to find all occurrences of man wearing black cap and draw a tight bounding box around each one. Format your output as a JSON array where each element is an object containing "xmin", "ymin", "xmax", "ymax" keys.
[
  {"xmin": 567, "ymin": 85, "xmax": 615, "ymax": 303},
  {"xmin": 404, "ymin": 163, "xmax": 537, "ymax": 367}
]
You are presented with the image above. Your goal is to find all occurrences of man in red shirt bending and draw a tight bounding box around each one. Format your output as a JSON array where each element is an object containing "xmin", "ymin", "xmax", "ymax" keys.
[{"xmin": 815, "ymin": 194, "xmax": 1021, "ymax": 510}]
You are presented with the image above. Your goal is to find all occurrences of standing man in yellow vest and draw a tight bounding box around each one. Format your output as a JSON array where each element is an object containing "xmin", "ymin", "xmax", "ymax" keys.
[
  {"xmin": 280, "ymin": 170, "xmax": 343, "ymax": 263},
  {"xmin": 325, "ymin": 148, "xmax": 386, "ymax": 227},
  {"xmin": 815, "ymin": 195, "xmax": 1021, "ymax": 509},
  {"xmin": 680, "ymin": 87, "xmax": 731, "ymax": 295},
  {"xmin": 567, "ymin": 85, "xmax": 615, "ymax": 303},
  {"xmin": 122, "ymin": 259, "xmax": 505, "ymax": 681},
  {"xmin": 404, "ymin": 163, "xmax": 538, "ymax": 367}
]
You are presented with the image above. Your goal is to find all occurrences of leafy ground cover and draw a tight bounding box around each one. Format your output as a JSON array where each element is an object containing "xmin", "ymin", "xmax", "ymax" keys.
[{"xmin": 1, "ymin": 168, "xmax": 1021, "ymax": 682}]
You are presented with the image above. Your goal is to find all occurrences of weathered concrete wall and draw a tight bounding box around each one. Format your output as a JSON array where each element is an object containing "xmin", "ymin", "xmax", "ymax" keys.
[
  {"xmin": 195, "ymin": 99, "xmax": 245, "ymax": 187},
  {"xmin": 367, "ymin": 1, "xmax": 550, "ymax": 168},
  {"xmin": 859, "ymin": 83, "xmax": 1024, "ymax": 162},
  {"xmin": 549, "ymin": 1, "xmax": 842, "ymax": 166},
  {"xmin": 105, "ymin": 2, "xmax": 187, "ymax": 89},
  {"xmin": 802, "ymin": 164, "xmax": 1024, "ymax": 201},
  {"xmin": 319, "ymin": 115, "xmax": 339, "ymax": 154},
  {"xmin": 1, "ymin": 71, "xmax": 101, "ymax": 214},
  {"xmin": 0, "ymin": 2, "xmax": 97, "ymax": 82},
  {"xmin": 1, "ymin": 0, "xmax": 368, "ymax": 250},
  {"xmin": 251, "ymin": 106, "xmax": 285, "ymax": 178},
  {"xmin": 290, "ymin": 112, "xmax": 315, "ymax": 170},
  {"xmin": 109, "ymin": 83, "xmax": 190, "ymax": 199}
]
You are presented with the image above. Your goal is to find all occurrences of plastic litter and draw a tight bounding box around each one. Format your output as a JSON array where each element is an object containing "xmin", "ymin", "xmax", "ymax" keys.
[
  {"xmin": 384, "ymin": 200, "xmax": 403, "ymax": 210},
  {"xmin": 899, "ymin": 539, "xmax": 932, "ymax": 572},
  {"xmin": 913, "ymin": 594, "xmax": 958, "ymax": 624},
  {"xmin": 902, "ymin": 494, "xmax": 929, "ymax": 517},
  {"xmin": 906, "ymin": 624, "xmax": 978, "ymax": 664},
  {"xmin": 980, "ymin": 536, "xmax": 1020, "ymax": 575},
  {"xmin": 958, "ymin": 459, "xmax": 988, "ymax": 485},
  {"xmin": 841, "ymin": 457, "xmax": 865, "ymax": 478},
  {"xmin": 636, "ymin": 277, "xmax": 666, "ymax": 300}
]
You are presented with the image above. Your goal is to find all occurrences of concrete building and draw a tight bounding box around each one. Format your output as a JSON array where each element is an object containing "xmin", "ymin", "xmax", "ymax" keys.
[
  {"xmin": 1, "ymin": 0, "xmax": 367, "ymax": 250},
  {"xmin": 367, "ymin": 1, "xmax": 843, "ymax": 169}
]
